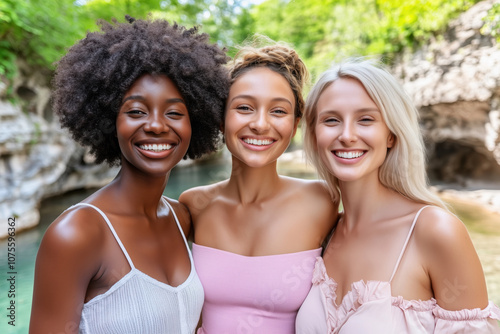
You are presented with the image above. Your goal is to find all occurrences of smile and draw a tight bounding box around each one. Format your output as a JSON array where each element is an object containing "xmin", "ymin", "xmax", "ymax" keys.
[
  {"xmin": 243, "ymin": 138, "xmax": 274, "ymax": 146},
  {"xmin": 139, "ymin": 144, "xmax": 172, "ymax": 152},
  {"xmin": 334, "ymin": 151, "xmax": 365, "ymax": 159}
]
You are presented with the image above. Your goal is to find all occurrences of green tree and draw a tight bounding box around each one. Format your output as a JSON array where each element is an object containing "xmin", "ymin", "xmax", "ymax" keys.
[
  {"xmin": 0, "ymin": 0, "xmax": 84, "ymax": 79},
  {"xmin": 482, "ymin": 1, "xmax": 500, "ymax": 41},
  {"xmin": 248, "ymin": 0, "xmax": 481, "ymax": 78}
]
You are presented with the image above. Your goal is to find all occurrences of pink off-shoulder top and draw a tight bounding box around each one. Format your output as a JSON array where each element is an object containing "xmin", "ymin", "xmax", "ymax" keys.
[{"xmin": 296, "ymin": 206, "xmax": 500, "ymax": 333}]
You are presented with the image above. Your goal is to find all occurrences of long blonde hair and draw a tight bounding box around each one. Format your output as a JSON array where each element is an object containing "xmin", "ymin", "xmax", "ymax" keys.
[{"xmin": 303, "ymin": 58, "xmax": 447, "ymax": 210}]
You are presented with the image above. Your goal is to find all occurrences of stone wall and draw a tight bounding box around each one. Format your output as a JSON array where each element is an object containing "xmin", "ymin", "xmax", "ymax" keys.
[
  {"xmin": 394, "ymin": 0, "xmax": 500, "ymax": 186},
  {"xmin": 0, "ymin": 60, "xmax": 117, "ymax": 238}
]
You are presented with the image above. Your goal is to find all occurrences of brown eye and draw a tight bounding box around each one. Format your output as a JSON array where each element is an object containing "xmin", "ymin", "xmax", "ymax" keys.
[
  {"xmin": 125, "ymin": 109, "xmax": 146, "ymax": 116},
  {"xmin": 271, "ymin": 109, "xmax": 287, "ymax": 115},
  {"xmin": 236, "ymin": 105, "xmax": 252, "ymax": 112},
  {"xmin": 324, "ymin": 117, "xmax": 339, "ymax": 124}
]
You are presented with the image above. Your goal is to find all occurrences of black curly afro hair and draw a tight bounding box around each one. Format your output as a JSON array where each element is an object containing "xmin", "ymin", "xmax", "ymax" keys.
[{"xmin": 53, "ymin": 15, "xmax": 230, "ymax": 165}]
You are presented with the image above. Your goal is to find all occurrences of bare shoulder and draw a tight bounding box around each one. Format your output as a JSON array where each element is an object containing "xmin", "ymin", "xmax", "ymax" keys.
[
  {"xmin": 164, "ymin": 197, "xmax": 191, "ymax": 237},
  {"xmin": 37, "ymin": 207, "xmax": 107, "ymax": 272},
  {"xmin": 282, "ymin": 176, "xmax": 330, "ymax": 196},
  {"xmin": 179, "ymin": 180, "xmax": 227, "ymax": 216},
  {"xmin": 282, "ymin": 177, "xmax": 338, "ymax": 230},
  {"xmin": 413, "ymin": 206, "xmax": 471, "ymax": 251},
  {"xmin": 414, "ymin": 205, "xmax": 488, "ymax": 310},
  {"xmin": 41, "ymin": 205, "xmax": 106, "ymax": 256},
  {"xmin": 282, "ymin": 177, "xmax": 335, "ymax": 206}
]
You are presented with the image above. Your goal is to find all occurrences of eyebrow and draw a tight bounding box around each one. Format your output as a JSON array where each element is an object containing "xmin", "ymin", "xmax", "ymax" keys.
[
  {"xmin": 122, "ymin": 95, "xmax": 186, "ymax": 105},
  {"xmin": 318, "ymin": 108, "xmax": 380, "ymax": 115},
  {"xmin": 230, "ymin": 94, "xmax": 293, "ymax": 107}
]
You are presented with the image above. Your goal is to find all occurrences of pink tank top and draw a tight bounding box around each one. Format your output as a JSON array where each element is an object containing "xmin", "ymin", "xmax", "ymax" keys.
[{"xmin": 192, "ymin": 243, "xmax": 322, "ymax": 334}]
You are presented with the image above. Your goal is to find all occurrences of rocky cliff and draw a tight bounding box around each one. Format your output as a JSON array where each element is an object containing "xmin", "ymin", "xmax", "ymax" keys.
[
  {"xmin": 0, "ymin": 60, "xmax": 118, "ymax": 238},
  {"xmin": 394, "ymin": 0, "xmax": 500, "ymax": 187}
]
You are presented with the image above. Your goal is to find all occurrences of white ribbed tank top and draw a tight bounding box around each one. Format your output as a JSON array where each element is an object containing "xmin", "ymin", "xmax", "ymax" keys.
[{"xmin": 73, "ymin": 199, "xmax": 203, "ymax": 334}]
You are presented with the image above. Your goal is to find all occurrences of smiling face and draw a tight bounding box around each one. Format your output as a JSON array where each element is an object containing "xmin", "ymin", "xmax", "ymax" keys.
[
  {"xmin": 314, "ymin": 77, "xmax": 394, "ymax": 183},
  {"xmin": 224, "ymin": 67, "xmax": 299, "ymax": 168},
  {"xmin": 116, "ymin": 74, "xmax": 191, "ymax": 177}
]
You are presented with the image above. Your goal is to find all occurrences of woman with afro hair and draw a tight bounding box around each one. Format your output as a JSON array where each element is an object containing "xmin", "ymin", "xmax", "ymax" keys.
[{"xmin": 29, "ymin": 15, "xmax": 229, "ymax": 334}]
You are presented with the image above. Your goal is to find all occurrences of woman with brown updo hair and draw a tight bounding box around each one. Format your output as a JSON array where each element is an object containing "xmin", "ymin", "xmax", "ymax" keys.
[{"xmin": 179, "ymin": 37, "xmax": 338, "ymax": 333}]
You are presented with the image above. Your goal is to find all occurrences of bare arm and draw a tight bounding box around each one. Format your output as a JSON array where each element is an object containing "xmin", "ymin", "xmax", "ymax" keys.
[
  {"xmin": 419, "ymin": 207, "xmax": 489, "ymax": 311},
  {"xmin": 29, "ymin": 208, "xmax": 103, "ymax": 334}
]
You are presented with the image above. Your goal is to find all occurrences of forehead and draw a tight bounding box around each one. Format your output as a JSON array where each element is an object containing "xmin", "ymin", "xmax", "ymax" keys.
[
  {"xmin": 229, "ymin": 67, "xmax": 294, "ymax": 99},
  {"xmin": 317, "ymin": 77, "xmax": 377, "ymax": 110},
  {"xmin": 125, "ymin": 74, "xmax": 181, "ymax": 96}
]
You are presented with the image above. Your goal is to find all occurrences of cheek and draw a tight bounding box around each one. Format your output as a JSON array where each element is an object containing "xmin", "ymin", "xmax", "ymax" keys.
[
  {"xmin": 275, "ymin": 118, "xmax": 298, "ymax": 138},
  {"xmin": 182, "ymin": 119, "xmax": 192, "ymax": 138},
  {"xmin": 115, "ymin": 120, "xmax": 131, "ymax": 144},
  {"xmin": 223, "ymin": 113, "xmax": 239, "ymax": 137},
  {"xmin": 314, "ymin": 125, "xmax": 332, "ymax": 150}
]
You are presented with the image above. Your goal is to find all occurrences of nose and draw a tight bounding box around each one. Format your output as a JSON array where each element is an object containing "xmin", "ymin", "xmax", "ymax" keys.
[
  {"xmin": 338, "ymin": 122, "xmax": 357, "ymax": 144},
  {"xmin": 249, "ymin": 110, "xmax": 270, "ymax": 133},
  {"xmin": 144, "ymin": 111, "xmax": 169, "ymax": 134}
]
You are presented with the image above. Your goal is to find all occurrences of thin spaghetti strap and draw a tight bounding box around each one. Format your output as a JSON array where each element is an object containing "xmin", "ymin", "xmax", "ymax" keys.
[
  {"xmin": 69, "ymin": 203, "xmax": 135, "ymax": 269},
  {"xmin": 389, "ymin": 205, "xmax": 431, "ymax": 283},
  {"xmin": 162, "ymin": 198, "xmax": 192, "ymax": 258}
]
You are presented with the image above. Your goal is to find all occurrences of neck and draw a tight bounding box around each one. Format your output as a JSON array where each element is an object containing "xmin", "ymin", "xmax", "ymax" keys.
[
  {"xmin": 338, "ymin": 173, "xmax": 396, "ymax": 231},
  {"xmin": 106, "ymin": 162, "xmax": 169, "ymax": 217},
  {"xmin": 227, "ymin": 157, "xmax": 281, "ymax": 204}
]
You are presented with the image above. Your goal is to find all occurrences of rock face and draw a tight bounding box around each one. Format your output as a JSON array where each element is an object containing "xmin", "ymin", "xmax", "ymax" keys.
[
  {"xmin": 0, "ymin": 60, "xmax": 118, "ymax": 238},
  {"xmin": 394, "ymin": 0, "xmax": 500, "ymax": 186}
]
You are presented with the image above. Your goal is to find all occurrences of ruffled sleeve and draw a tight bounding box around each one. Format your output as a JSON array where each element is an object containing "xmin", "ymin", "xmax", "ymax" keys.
[{"xmin": 433, "ymin": 301, "xmax": 500, "ymax": 333}]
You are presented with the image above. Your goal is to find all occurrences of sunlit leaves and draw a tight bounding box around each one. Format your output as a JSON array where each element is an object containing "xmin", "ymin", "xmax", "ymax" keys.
[
  {"xmin": 481, "ymin": 2, "xmax": 500, "ymax": 41},
  {"xmin": 0, "ymin": 0, "xmax": 483, "ymax": 86}
]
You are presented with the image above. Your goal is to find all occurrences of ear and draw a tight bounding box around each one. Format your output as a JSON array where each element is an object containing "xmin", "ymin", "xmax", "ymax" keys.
[
  {"xmin": 292, "ymin": 117, "xmax": 301, "ymax": 137},
  {"xmin": 387, "ymin": 133, "xmax": 395, "ymax": 148}
]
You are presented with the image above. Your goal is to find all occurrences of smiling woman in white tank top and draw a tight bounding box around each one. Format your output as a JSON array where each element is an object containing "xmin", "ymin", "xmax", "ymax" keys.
[{"xmin": 29, "ymin": 16, "xmax": 229, "ymax": 334}]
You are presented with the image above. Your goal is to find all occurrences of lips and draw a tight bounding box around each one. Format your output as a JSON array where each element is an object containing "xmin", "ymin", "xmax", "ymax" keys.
[
  {"xmin": 138, "ymin": 143, "xmax": 172, "ymax": 152},
  {"xmin": 135, "ymin": 141, "xmax": 176, "ymax": 159},
  {"xmin": 334, "ymin": 150, "xmax": 365, "ymax": 159},
  {"xmin": 242, "ymin": 138, "xmax": 275, "ymax": 146}
]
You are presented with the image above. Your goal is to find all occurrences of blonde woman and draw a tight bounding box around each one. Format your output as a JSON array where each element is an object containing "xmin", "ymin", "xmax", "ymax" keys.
[{"xmin": 296, "ymin": 59, "xmax": 500, "ymax": 333}]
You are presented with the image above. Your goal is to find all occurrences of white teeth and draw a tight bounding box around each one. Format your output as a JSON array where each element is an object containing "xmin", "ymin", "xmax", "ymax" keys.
[
  {"xmin": 139, "ymin": 144, "xmax": 172, "ymax": 152},
  {"xmin": 335, "ymin": 151, "xmax": 364, "ymax": 159},
  {"xmin": 243, "ymin": 138, "xmax": 273, "ymax": 146}
]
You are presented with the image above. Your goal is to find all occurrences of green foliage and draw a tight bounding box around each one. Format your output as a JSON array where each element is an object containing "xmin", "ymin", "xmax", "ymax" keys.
[
  {"xmin": 0, "ymin": 0, "xmax": 86, "ymax": 80},
  {"xmin": 250, "ymin": 0, "xmax": 480, "ymax": 79},
  {"xmin": 252, "ymin": 0, "xmax": 335, "ymax": 58},
  {"xmin": 201, "ymin": 0, "xmax": 255, "ymax": 55},
  {"xmin": 481, "ymin": 2, "xmax": 500, "ymax": 41},
  {"xmin": 78, "ymin": 0, "xmax": 199, "ymax": 30},
  {"xmin": 0, "ymin": 0, "xmax": 483, "ymax": 91}
]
